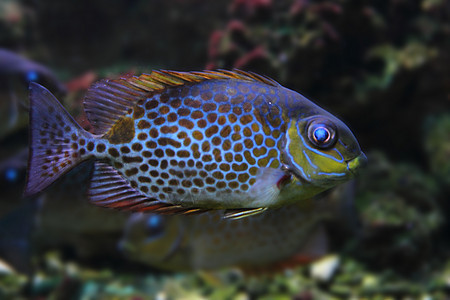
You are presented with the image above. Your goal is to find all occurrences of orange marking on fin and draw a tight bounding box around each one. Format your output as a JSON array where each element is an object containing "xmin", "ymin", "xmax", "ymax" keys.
[{"xmin": 126, "ymin": 69, "xmax": 280, "ymax": 94}]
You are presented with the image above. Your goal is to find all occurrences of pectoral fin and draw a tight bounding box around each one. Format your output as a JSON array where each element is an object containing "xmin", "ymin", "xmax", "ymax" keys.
[{"xmin": 247, "ymin": 167, "xmax": 291, "ymax": 207}]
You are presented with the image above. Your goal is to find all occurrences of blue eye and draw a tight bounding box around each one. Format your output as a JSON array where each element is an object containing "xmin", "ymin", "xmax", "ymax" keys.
[
  {"xmin": 146, "ymin": 215, "xmax": 165, "ymax": 238},
  {"xmin": 4, "ymin": 168, "xmax": 19, "ymax": 183},
  {"xmin": 307, "ymin": 120, "xmax": 337, "ymax": 149},
  {"xmin": 26, "ymin": 71, "xmax": 39, "ymax": 82},
  {"xmin": 313, "ymin": 127, "xmax": 330, "ymax": 143},
  {"xmin": 148, "ymin": 215, "xmax": 161, "ymax": 228}
]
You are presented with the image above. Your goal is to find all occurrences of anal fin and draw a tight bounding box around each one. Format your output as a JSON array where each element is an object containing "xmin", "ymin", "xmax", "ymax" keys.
[
  {"xmin": 88, "ymin": 161, "xmax": 210, "ymax": 215},
  {"xmin": 88, "ymin": 161, "xmax": 157, "ymax": 210}
]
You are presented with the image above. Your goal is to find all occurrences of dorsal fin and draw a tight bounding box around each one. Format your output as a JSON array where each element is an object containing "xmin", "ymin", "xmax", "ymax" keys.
[
  {"xmin": 126, "ymin": 69, "xmax": 280, "ymax": 94},
  {"xmin": 84, "ymin": 79, "xmax": 148, "ymax": 134},
  {"xmin": 84, "ymin": 69, "xmax": 280, "ymax": 134}
]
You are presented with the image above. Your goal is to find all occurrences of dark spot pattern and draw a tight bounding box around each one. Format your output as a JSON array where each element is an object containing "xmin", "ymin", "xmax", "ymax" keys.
[{"xmin": 90, "ymin": 78, "xmax": 286, "ymax": 209}]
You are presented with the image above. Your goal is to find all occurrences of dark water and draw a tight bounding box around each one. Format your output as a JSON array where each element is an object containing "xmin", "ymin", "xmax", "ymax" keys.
[{"xmin": 0, "ymin": 0, "xmax": 449, "ymax": 298}]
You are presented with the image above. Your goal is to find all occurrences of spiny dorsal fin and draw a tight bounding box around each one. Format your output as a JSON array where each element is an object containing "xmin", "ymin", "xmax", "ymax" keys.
[
  {"xmin": 125, "ymin": 70, "xmax": 280, "ymax": 96},
  {"xmin": 84, "ymin": 79, "xmax": 148, "ymax": 134},
  {"xmin": 84, "ymin": 69, "xmax": 280, "ymax": 134}
]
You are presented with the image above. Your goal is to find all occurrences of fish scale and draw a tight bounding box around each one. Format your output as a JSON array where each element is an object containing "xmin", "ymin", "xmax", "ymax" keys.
[{"xmin": 25, "ymin": 70, "xmax": 367, "ymax": 217}]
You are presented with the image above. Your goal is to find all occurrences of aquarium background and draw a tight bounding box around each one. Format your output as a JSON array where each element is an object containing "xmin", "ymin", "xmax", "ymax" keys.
[{"xmin": 0, "ymin": 0, "xmax": 449, "ymax": 299}]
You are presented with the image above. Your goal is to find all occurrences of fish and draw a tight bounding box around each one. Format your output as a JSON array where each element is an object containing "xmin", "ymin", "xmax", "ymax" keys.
[
  {"xmin": 25, "ymin": 70, "xmax": 367, "ymax": 217},
  {"xmin": 0, "ymin": 48, "xmax": 66, "ymax": 93},
  {"xmin": 0, "ymin": 48, "xmax": 66, "ymax": 138},
  {"xmin": 119, "ymin": 200, "xmax": 333, "ymax": 272}
]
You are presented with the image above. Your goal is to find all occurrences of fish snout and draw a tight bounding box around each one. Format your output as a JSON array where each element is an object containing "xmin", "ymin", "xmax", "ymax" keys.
[{"xmin": 347, "ymin": 152, "xmax": 368, "ymax": 175}]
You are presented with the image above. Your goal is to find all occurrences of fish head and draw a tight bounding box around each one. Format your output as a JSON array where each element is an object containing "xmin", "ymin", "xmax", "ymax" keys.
[
  {"xmin": 283, "ymin": 111, "xmax": 367, "ymax": 194},
  {"xmin": 119, "ymin": 213, "xmax": 189, "ymax": 270}
]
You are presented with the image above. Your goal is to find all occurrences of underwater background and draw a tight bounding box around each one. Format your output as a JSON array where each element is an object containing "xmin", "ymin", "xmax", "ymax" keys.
[{"xmin": 0, "ymin": 0, "xmax": 449, "ymax": 299}]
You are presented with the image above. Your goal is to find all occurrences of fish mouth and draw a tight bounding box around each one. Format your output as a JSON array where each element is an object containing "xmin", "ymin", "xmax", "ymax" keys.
[{"xmin": 347, "ymin": 152, "xmax": 368, "ymax": 176}]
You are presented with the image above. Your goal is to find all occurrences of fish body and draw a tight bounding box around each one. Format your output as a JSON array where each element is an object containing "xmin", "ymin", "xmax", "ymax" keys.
[
  {"xmin": 120, "ymin": 200, "xmax": 331, "ymax": 271},
  {"xmin": 25, "ymin": 70, "xmax": 366, "ymax": 215}
]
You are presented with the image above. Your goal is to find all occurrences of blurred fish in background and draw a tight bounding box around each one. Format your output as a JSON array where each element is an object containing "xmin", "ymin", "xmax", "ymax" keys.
[
  {"xmin": 120, "ymin": 199, "xmax": 333, "ymax": 272},
  {"xmin": 0, "ymin": 48, "xmax": 66, "ymax": 139},
  {"xmin": 0, "ymin": 151, "xmax": 126, "ymax": 255},
  {"xmin": 0, "ymin": 50, "xmax": 66, "ymax": 274},
  {"xmin": 0, "ymin": 147, "xmax": 133, "ymax": 298}
]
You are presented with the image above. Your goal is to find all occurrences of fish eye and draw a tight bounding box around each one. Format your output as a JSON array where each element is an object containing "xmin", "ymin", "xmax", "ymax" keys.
[
  {"xmin": 146, "ymin": 215, "xmax": 165, "ymax": 238},
  {"xmin": 26, "ymin": 71, "xmax": 39, "ymax": 82},
  {"xmin": 4, "ymin": 167, "xmax": 19, "ymax": 183},
  {"xmin": 307, "ymin": 120, "xmax": 337, "ymax": 149}
]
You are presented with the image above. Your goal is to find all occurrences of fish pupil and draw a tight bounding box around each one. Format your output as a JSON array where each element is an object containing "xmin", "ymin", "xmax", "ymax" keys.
[{"xmin": 314, "ymin": 127, "xmax": 329, "ymax": 143}]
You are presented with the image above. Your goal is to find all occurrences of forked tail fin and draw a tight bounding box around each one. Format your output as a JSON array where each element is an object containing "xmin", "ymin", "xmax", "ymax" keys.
[{"xmin": 24, "ymin": 83, "xmax": 92, "ymax": 197}]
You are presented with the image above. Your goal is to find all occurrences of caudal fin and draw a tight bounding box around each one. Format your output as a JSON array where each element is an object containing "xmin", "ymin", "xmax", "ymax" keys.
[{"xmin": 24, "ymin": 83, "xmax": 91, "ymax": 197}]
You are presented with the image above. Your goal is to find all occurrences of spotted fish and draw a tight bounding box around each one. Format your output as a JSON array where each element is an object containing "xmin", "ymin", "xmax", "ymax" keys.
[{"xmin": 25, "ymin": 70, "xmax": 366, "ymax": 217}]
